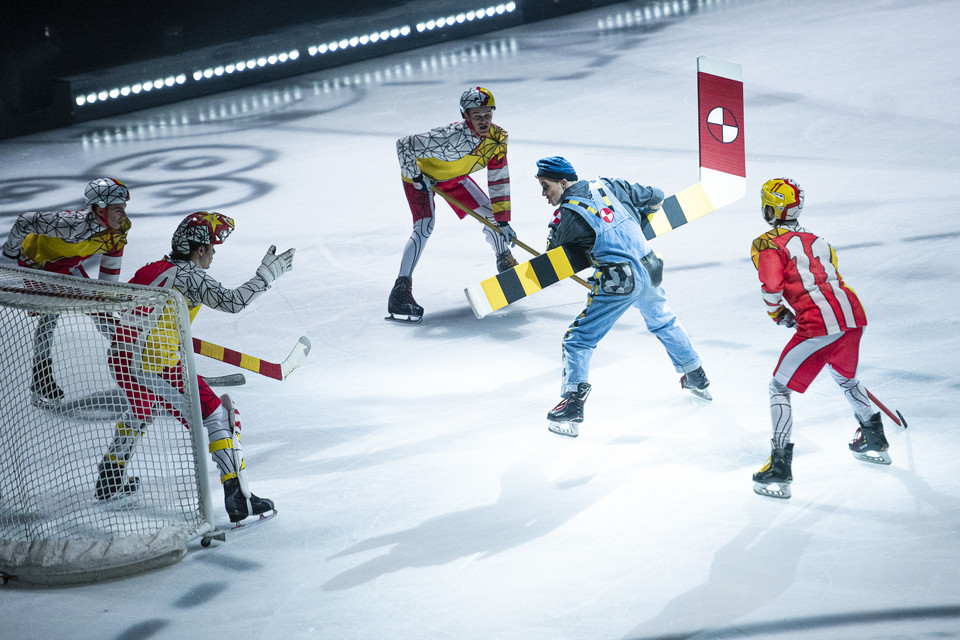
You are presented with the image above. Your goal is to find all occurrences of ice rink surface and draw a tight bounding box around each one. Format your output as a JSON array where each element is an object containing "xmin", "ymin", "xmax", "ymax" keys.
[{"xmin": 1, "ymin": 0, "xmax": 959, "ymax": 638}]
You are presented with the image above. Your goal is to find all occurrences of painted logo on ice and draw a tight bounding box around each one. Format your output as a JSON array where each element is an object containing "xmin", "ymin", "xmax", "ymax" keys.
[{"xmin": 706, "ymin": 106, "xmax": 739, "ymax": 144}]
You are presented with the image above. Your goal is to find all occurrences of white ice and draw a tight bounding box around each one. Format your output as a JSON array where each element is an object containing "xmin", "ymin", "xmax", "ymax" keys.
[{"xmin": 1, "ymin": 0, "xmax": 959, "ymax": 638}]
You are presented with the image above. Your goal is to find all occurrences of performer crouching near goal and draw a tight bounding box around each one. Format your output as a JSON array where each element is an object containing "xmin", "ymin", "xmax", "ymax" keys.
[
  {"xmin": 102, "ymin": 211, "xmax": 294, "ymax": 523},
  {"xmin": 750, "ymin": 178, "xmax": 890, "ymax": 500},
  {"xmin": 0, "ymin": 178, "xmax": 131, "ymax": 406}
]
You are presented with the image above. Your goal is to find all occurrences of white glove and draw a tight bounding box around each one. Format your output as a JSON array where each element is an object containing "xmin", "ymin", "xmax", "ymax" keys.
[
  {"xmin": 256, "ymin": 245, "xmax": 295, "ymax": 284},
  {"xmin": 496, "ymin": 221, "xmax": 517, "ymax": 246}
]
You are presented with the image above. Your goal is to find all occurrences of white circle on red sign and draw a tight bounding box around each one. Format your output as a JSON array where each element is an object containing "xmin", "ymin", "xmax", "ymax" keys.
[{"xmin": 706, "ymin": 106, "xmax": 739, "ymax": 143}]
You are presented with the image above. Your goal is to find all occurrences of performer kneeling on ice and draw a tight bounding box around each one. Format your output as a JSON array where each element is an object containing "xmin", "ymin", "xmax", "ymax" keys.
[
  {"xmin": 102, "ymin": 211, "xmax": 294, "ymax": 522},
  {"xmin": 751, "ymin": 178, "xmax": 890, "ymax": 499},
  {"xmin": 535, "ymin": 157, "xmax": 709, "ymax": 438}
]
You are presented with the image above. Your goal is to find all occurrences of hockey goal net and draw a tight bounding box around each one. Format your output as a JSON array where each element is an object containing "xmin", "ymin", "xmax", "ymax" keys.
[{"xmin": 0, "ymin": 265, "xmax": 215, "ymax": 585}]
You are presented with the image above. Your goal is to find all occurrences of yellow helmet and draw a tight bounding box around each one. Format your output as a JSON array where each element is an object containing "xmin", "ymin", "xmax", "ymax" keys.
[{"xmin": 761, "ymin": 178, "xmax": 804, "ymax": 226}]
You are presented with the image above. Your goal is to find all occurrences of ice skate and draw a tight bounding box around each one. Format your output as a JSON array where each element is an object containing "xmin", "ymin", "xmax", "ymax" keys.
[
  {"xmin": 223, "ymin": 477, "xmax": 276, "ymax": 523},
  {"xmin": 753, "ymin": 442, "xmax": 794, "ymax": 499},
  {"xmin": 386, "ymin": 276, "xmax": 424, "ymax": 323},
  {"xmin": 30, "ymin": 359, "xmax": 64, "ymax": 407},
  {"xmin": 849, "ymin": 412, "xmax": 891, "ymax": 465},
  {"xmin": 496, "ymin": 249, "xmax": 519, "ymax": 272},
  {"xmin": 680, "ymin": 366, "xmax": 711, "ymax": 401},
  {"xmin": 547, "ymin": 382, "xmax": 591, "ymax": 438},
  {"xmin": 94, "ymin": 460, "xmax": 140, "ymax": 500}
]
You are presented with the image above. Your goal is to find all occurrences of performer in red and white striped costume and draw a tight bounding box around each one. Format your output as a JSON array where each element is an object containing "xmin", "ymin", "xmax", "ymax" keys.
[{"xmin": 750, "ymin": 178, "xmax": 892, "ymax": 499}]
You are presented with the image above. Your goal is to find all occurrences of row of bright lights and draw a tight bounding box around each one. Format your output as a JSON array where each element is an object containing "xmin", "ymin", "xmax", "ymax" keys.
[
  {"xmin": 80, "ymin": 37, "xmax": 519, "ymax": 147},
  {"xmin": 73, "ymin": 3, "xmax": 517, "ymax": 109},
  {"xmin": 308, "ymin": 26, "xmax": 410, "ymax": 56},
  {"xmin": 76, "ymin": 74, "xmax": 188, "ymax": 105},
  {"xmin": 416, "ymin": 3, "xmax": 515, "ymax": 34},
  {"xmin": 193, "ymin": 49, "xmax": 300, "ymax": 81},
  {"xmin": 305, "ymin": 4, "xmax": 515, "ymax": 56}
]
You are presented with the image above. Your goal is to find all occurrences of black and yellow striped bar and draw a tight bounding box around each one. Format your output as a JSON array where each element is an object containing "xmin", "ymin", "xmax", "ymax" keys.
[
  {"xmin": 465, "ymin": 245, "xmax": 591, "ymax": 318},
  {"xmin": 640, "ymin": 183, "xmax": 715, "ymax": 240}
]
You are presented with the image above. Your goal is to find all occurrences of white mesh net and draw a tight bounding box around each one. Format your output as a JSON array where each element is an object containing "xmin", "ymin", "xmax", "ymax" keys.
[{"xmin": 0, "ymin": 265, "xmax": 214, "ymax": 585}]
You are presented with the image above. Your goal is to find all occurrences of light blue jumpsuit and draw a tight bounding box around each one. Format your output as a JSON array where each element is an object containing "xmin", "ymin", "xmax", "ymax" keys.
[{"xmin": 552, "ymin": 178, "xmax": 702, "ymax": 395}]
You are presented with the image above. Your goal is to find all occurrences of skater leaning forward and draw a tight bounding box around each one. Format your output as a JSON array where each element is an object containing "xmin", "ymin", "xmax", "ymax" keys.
[
  {"xmin": 1, "ymin": 178, "xmax": 132, "ymax": 406},
  {"xmin": 388, "ymin": 86, "xmax": 519, "ymax": 323},
  {"xmin": 103, "ymin": 212, "xmax": 294, "ymax": 523},
  {"xmin": 535, "ymin": 157, "xmax": 710, "ymax": 438},
  {"xmin": 750, "ymin": 178, "xmax": 891, "ymax": 500}
]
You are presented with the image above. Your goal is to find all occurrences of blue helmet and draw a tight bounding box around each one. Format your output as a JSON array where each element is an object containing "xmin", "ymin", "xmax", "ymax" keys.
[{"xmin": 536, "ymin": 156, "xmax": 578, "ymax": 182}]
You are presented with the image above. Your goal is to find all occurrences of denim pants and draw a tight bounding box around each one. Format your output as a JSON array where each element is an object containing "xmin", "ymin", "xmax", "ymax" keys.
[{"xmin": 560, "ymin": 268, "xmax": 701, "ymax": 394}]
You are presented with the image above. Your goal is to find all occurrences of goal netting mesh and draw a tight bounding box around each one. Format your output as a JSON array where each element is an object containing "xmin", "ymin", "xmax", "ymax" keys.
[{"xmin": 0, "ymin": 265, "xmax": 214, "ymax": 585}]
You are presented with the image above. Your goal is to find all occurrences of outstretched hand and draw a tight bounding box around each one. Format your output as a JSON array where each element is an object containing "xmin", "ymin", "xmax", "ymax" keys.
[{"xmin": 257, "ymin": 245, "xmax": 295, "ymax": 284}]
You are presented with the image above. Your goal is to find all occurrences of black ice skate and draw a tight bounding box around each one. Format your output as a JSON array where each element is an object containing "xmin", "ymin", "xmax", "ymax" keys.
[
  {"xmin": 753, "ymin": 442, "xmax": 794, "ymax": 499},
  {"xmin": 547, "ymin": 382, "xmax": 592, "ymax": 438},
  {"xmin": 31, "ymin": 359, "xmax": 64, "ymax": 407},
  {"xmin": 496, "ymin": 249, "xmax": 519, "ymax": 273},
  {"xmin": 223, "ymin": 477, "xmax": 276, "ymax": 523},
  {"xmin": 386, "ymin": 276, "xmax": 424, "ymax": 323},
  {"xmin": 680, "ymin": 366, "xmax": 711, "ymax": 401},
  {"xmin": 95, "ymin": 460, "xmax": 140, "ymax": 500},
  {"xmin": 849, "ymin": 412, "xmax": 891, "ymax": 465}
]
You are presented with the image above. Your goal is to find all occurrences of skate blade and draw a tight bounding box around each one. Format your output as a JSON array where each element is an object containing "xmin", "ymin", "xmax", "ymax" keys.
[
  {"xmin": 385, "ymin": 313, "xmax": 422, "ymax": 324},
  {"xmin": 753, "ymin": 481, "xmax": 791, "ymax": 499},
  {"xmin": 686, "ymin": 387, "xmax": 712, "ymax": 401},
  {"xmin": 548, "ymin": 421, "xmax": 579, "ymax": 438},
  {"xmin": 851, "ymin": 450, "xmax": 892, "ymax": 465},
  {"xmin": 30, "ymin": 392, "xmax": 63, "ymax": 409},
  {"xmin": 230, "ymin": 509, "xmax": 278, "ymax": 529},
  {"xmin": 96, "ymin": 477, "xmax": 141, "ymax": 501}
]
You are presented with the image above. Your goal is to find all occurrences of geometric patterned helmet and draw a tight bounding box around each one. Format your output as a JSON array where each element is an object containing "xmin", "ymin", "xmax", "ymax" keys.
[
  {"xmin": 760, "ymin": 177, "xmax": 804, "ymax": 226},
  {"xmin": 171, "ymin": 211, "xmax": 235, "ymax": 255},
  {"xmin": 84, "ymin": 177, "xmax": 130, "ymax": 207},
  {"xmin": 459, "ymin": 86, "xmax": 495, "ymax": 115}
]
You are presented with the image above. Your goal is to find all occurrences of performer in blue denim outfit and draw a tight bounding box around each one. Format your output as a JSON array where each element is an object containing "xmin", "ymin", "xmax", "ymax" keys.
[{"xmin": 535, "ymin": 156, "xmax": 710, "ymax": 437}]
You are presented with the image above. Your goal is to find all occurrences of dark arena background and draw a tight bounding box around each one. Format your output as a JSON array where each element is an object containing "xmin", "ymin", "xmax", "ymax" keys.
[{"xmin": 2, "ymin": 0, "xmax": 601, "ymax": 138}]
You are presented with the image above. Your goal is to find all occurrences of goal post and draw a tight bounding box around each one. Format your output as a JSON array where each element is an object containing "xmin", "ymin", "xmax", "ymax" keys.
[{"xmin": 0, "ymin": 264, "xmax": 216, "ymax": 585}]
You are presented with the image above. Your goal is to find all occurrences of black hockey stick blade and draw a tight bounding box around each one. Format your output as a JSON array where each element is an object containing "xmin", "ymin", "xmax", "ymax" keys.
[{"xmin": 201, "ymin": 373, "xmax": 247, "ymax": 387}]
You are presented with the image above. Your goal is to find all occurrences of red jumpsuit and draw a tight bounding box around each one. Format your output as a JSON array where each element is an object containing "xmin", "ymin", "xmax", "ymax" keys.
[{"xmin": 752, "ymin": 225, "xmax": 867, "ymax": 392}]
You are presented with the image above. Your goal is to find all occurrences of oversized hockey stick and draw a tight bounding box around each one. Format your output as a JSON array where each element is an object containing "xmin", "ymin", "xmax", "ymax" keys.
[
  {"xmin": 431, "ymin": 186, "xmax": 592, "ymax": 289},
  {"xmin": 192, "ymin": 336, "xmax": 311, "ymax": 380},
  {"xmin": 463, "ymin": 56, "xmax": 747, "ymax": 319},
  {"xmin": 865, "ymin": 388, "xmax": 908, "ymax": 428}
]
